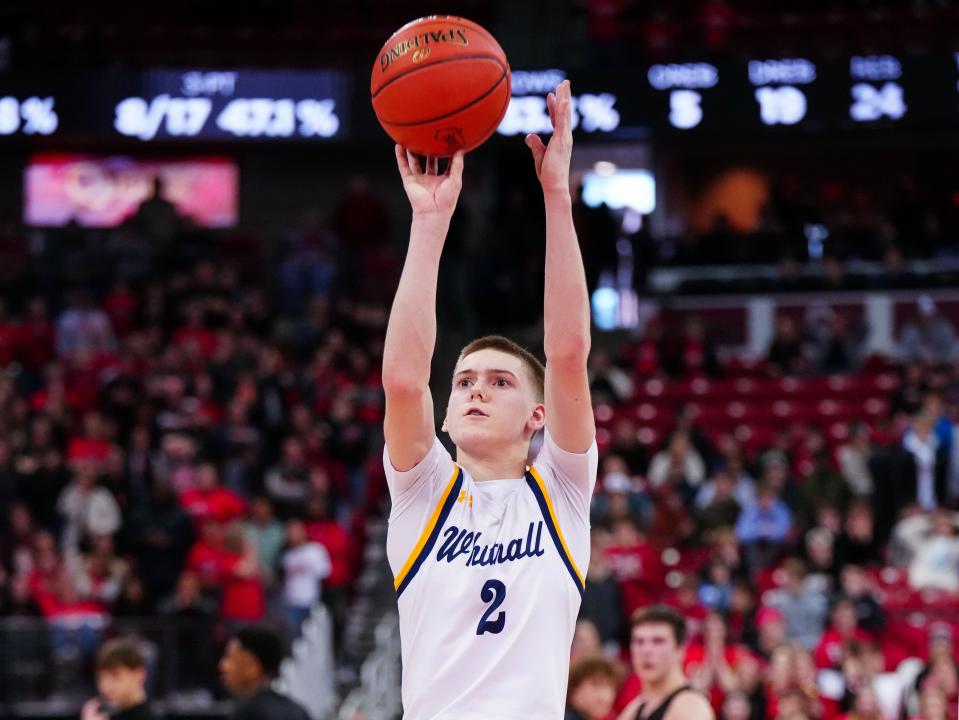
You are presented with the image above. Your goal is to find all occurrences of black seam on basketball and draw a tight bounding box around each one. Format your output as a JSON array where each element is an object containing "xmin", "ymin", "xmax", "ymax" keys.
[
  {"xmin": 371, "ymin": 54, "xmax": 507, "ymax": 99},
  {"xmin": 463, "ymin": 76, "xmax": 512, "ymax": 148},
  {"xmin": 375, "ymin": 68, "xmax": 507, "ymax": 127}
]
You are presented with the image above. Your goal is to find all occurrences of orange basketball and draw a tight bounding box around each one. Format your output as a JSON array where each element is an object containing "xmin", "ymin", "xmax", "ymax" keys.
[{"xmin": 371, "ymin": 16, "xmax": 511, "ymax": 157}]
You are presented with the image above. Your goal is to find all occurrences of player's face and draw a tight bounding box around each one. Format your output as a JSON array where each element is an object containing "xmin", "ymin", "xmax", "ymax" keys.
[
  {"xmin": 445, "ymin": 349, "xmax": 544, "ymax": 455},
  {"xmin": 218, "ymin": 639, "xmax": 257, "ymax": 696},
  {"xmin": 96, "ymin": 666, "xmax": 145, "ymax": 708},
  {"xmin": 630, "ymin": 623, "xmax": 682, "ymax": 683},
  {"xmin": 569, "ymin": 676, "xmax": 617, "ymax": 720}
]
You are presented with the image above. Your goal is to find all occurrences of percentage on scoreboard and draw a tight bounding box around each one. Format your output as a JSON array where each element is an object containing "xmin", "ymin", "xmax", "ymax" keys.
[
  {"xmin": 0, "ymin": 96, "xmax": 58, "ymax": 136},
  {"xmin": 497, "ymin": 93, "xmax": 620, "ymax": 136}
]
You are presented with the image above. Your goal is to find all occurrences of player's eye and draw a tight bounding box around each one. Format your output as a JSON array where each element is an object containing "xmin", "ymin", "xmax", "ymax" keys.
[
  {"xmin": 494, "ymin": 378, "xmax": 509, "ymax": 387},
  {"xmin": 458, "ymin": 378, "xmax": 471, "ymax": 387}
]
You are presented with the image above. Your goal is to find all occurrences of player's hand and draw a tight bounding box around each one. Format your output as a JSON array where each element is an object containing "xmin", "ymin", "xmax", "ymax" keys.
[
  {"xmin": 394, "ymin": 145, "xmax": 464, "ymax": 219},
  {"xmin": 525, "ymin": 80, "xmax": 573, "ymax": 195},
  {"xmin": 81, "ymin": 698, "xmax": 109, "ymax": 720}
]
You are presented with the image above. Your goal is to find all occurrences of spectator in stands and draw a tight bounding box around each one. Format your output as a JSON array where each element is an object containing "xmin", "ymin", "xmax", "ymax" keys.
[
  {"xmin": 837, "ymin": 422, "xmax": 876, "ymax": 497},
  {"xmin": 797, "ymin": 451, "xmax": 851, "ymax": 531},
  {"xmin": 894, "ymin": 508, "xmax": 959, "ymax": 591},
  {"xmin": 580, "ymin": 530, "xmax": 625, "ymax": 653},
  {"xmin": 280, "ymin": 518, "xmax": 331, "ymax": 642},
  {"xmin": 128, "ymin": 481, "xmax": 195, "ymax": 599},
  {"xmin": 766, "ymin": 558, "xmax": 828, "ymax": 651},
  {"xmin": 672, "ymin": 315, "xmax": 720, "ymax": 378},
  {"xmin": 718, "ymin": 690, "xmax": 752, "ymax": 720},
  {"xmin": 838, "ymin": 565, "xmax": 884, "ymax": 634},
  {"xmin": 588, "ymin": 350, "xmax": 634, "ymax": 404},
  {"xmin": 698, "ymin": 561, "xmax": 734, "ymax": 612},
  {"xmin": 836, "ymin": 500, "xmax": 881, "ymax": 568},
  {"xmin": 803, "ymin": 526, "xmax": 839, "ymax": 592},
  {"xmin": 685, "ymin": 611, "xmax": 751, "ymax": 709},
  {"xmin": 158, "ymin": 570, "xmax": 218, "ymax": 694},
  {"xmin": 219, "ymin": 523, "xmax": 266, "ymax": 623},
  {"xmin": 607, "ymin": 420, "xmax": 650, "ymax": 478},
  {"xmin": 814, "ymin": 596, "xmax": 871, "ymax": 670},
  {"xmin": 898, "ymin": 296, "xmax": 958, "ymax": 366},
  {"xmin": 766, "ymin": 315, "xmax": 804, "ymax": 376},
  {"xmin": 219, "ymin": 626, "xmax": 310, "ymax": 720},
  {"xmin": 56, "ymin": 460, "xmax": 121, "ymax": 557},
  {"xmin": 837, "ymin": 684, "xmax": 884, "ymax": 720},
  {"xmin": 82, "ymin": 638, "xmax": 155, "ymax": 720},
  {"xmin": 55, "ymin": 289, "xmax": 117, "ymax": 360},
  {"xmin": 71, "ymin": 533, "xmax": 128, "ymax": 608},
  {"xmin": 648, "ymin": 432, "xmax": 707, "ymax": 497},
  {"xmin": 179, "ymin": 462, "xmax": 247, "ymax": 527},
  {"xmin": 735, "ymin": 482, "xmax": 792, "ymax": 572},
  {"xmin": 902, "ymin": 392, "xmax": 950, "ymax": 511},
  {"xmin": 695, "ymin": 469, "xmax": 743, "ymax": 533},
  {"xmin": 592, "ymin": 464, "xmax": 649, "ymax": 529},
  {"xmin": 603, "ymin": 516, "xmax": 665, "ymax": 616},
  {"xmin": 912, "ymin": 688, "xmax": 948, "ymax": 720},
  {"xmin": 565, "ymin": 656, "xmax": 620, "ymax": 720},
  {"xmin": 243, "ymin": 496, "xmax": 285, "ymax": 590}
]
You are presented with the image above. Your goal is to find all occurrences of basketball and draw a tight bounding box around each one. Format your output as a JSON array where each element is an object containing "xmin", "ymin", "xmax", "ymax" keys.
[{"xmin": 371, "ymin": 16, "xmax": 511, "ymax": 157}]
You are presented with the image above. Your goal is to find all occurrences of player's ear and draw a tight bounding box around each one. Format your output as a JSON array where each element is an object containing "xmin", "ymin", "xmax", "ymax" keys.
[
  {"xmin": 441, "ymin": 415, "xmax": 449, "ymax": 434},
  {"xmin": 527, "ymin": 403, "xmax": 546, "ymax": 434}
]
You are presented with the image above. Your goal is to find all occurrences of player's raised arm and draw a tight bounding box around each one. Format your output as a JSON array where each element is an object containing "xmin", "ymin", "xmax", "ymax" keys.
[
  {"xmin": 526, "ymin": 81, "xmax": 595, "ymax": 454},
  {"xmin": 382, "ymin": 146, "xmax": 464, "ymax": 476}
]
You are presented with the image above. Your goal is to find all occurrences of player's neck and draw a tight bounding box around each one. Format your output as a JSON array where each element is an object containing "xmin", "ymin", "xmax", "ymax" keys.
[
  {"xmin": 456, "ymin": 446, "xmax": 528, "ymax": 481},
  {"xmin": 642, "ymin": 668, "xmax": 688, "ymax": 703}
]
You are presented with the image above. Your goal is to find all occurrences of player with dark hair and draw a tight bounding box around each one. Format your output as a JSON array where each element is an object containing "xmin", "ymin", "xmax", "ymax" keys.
[
  {"xmin": 383, "ymin": 80, "xmax": 598, "ymax": 718},
  {"xmin": 218, "ymin": 626, "xmax": 309, "ymax": 720},
  {"xmin": 616, "ymin": 606, "xmax": 715, "ymax": 720},
  {"xmin": 81, "ymin": 638, "xmax": 155, "ymax": 720}
]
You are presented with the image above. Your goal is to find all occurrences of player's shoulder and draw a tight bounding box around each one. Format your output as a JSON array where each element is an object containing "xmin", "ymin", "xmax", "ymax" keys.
[
  {"xmin": 664, "ymin": 688, "xmax": 714, "ymax": 720},
  {"xmin": 614, "ymin": 696, "xmax": 643, "ymax": 720}
]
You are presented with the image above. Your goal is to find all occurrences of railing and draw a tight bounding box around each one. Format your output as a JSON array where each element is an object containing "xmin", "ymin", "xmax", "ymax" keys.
[
  {"xmin": 337, "ymin": 613, "xmax": 402, "ymax": 720},
  {"xmin": 0, "ymin": 614, "xmax": 325, "ymax": 719}
]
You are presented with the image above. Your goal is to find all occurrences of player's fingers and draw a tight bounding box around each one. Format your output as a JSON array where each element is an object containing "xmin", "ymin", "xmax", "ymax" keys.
[
  {"xmin": 406, "ymin": 149, "xmax": 421, "ymax": 175},
  {"xmin": 525, "ymin": 134, "xmax": 546, "ymax": 169},
  {"xmin": 448, "ymin": 150, "xmax": 465, "ymax": 179},
  {"xmin": 395, "ymin": 144, "xmax": 413, "ymax": 179},
  {"xmin": 546, "ymin": 92, "xmax": 556, "ymax": 128}
]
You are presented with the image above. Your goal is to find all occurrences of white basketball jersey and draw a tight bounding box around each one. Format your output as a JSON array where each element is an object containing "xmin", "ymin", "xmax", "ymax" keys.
[{"xmin": 384, "ymin": 429, "xmax": 598, "ymax": 720}]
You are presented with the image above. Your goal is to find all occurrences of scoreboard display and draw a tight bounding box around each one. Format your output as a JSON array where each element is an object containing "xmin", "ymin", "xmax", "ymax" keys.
[
  {"xmin": 643, "ymin": 53, "xmax": 958, "ymax": 134},
  {"xmin": 0, "ymin": 52, "xmax": 958, "ymax": 143}
]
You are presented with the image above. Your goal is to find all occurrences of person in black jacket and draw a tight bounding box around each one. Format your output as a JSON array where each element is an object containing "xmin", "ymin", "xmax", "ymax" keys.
[{"xmin": 219, "ymin": 626, "xmax": 309, "ymax": 720}]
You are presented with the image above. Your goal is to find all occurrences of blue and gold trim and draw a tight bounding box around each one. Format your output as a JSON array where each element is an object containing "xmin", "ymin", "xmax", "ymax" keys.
[
  {"xmin": 525, "ymin": 466, "xmax": 586, "ymax": 594},
  {"xmin": 394, "ymin": 466, "xmax": 463, "ymax": 598}
]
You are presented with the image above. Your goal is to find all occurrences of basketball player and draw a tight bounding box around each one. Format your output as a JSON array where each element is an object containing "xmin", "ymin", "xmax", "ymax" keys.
[
  {"xmin": 616, "ymin": 607, "xmax": 715, "ymax": 720},
  {"xmin": 383, "ymin": 79, "xmax": 597, "ymax": 719}
]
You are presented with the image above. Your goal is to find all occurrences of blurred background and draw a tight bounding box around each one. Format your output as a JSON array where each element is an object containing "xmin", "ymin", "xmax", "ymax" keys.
[{"xmin": 1, "ymin": 1, "xmax": 959, "ymax": 719}]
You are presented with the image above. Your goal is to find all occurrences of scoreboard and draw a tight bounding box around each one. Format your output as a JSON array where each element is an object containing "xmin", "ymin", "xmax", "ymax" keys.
[
  {"xmin": 1, "ymin": 52, "xmax": 959, "ymax": 144},
  {"xmin": 643, "ymin": 53, "xmax": 957, "ymax": 134}
]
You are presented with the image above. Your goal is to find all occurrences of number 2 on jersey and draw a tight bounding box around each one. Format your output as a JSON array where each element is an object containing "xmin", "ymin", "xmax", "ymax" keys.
[{"xmin": 476, "ymin": 580, "xmax": 506, "ymax": 635}]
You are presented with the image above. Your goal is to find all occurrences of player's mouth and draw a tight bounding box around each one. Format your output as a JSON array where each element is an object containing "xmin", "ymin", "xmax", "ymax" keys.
[{"xmin": 465, "ymin": 407, "xmax": 488, "ymax": 417}]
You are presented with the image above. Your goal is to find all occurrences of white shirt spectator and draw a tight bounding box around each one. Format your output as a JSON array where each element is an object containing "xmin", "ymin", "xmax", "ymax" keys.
[
  {"xmin": 282, "ymin": 542, "xmax": 332, "ymax": 608},
  {"xmin": 56, "ymin": 482, "xmax": 121, "ymax": 552},
  {"xmin": 902, "ymin": 429, "xmax": 938, "ymax": 511},
  {"xmin": 894, "ymin": 512, "xmax": 959, "ymax": 591}
]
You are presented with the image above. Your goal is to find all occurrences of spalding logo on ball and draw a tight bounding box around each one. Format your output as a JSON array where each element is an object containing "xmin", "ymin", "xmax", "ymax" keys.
[{"xmin": 371, "ymin": 16, "xmax": 511, "ymax": 157}]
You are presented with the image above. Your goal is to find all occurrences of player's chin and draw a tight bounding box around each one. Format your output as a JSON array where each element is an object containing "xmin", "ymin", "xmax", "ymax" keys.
[{"xmin": 450, "ymin": 425, "xmax": 497, "ymax": 451}]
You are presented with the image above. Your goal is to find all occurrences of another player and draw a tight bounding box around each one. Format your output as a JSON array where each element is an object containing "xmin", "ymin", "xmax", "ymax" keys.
[
  {"xmin": 383, "ymin": 80, "xmax": 597, "ymax": 719},
  {"xmin": 616, "ymin": 607, "xmax": 715, "ymax": 720}
]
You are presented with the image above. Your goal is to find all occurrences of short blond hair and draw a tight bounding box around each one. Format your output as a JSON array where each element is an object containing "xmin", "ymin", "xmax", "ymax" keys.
[{"xmin": 457, "ymin": 335, "xmax": 545, "ymax": 403}]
